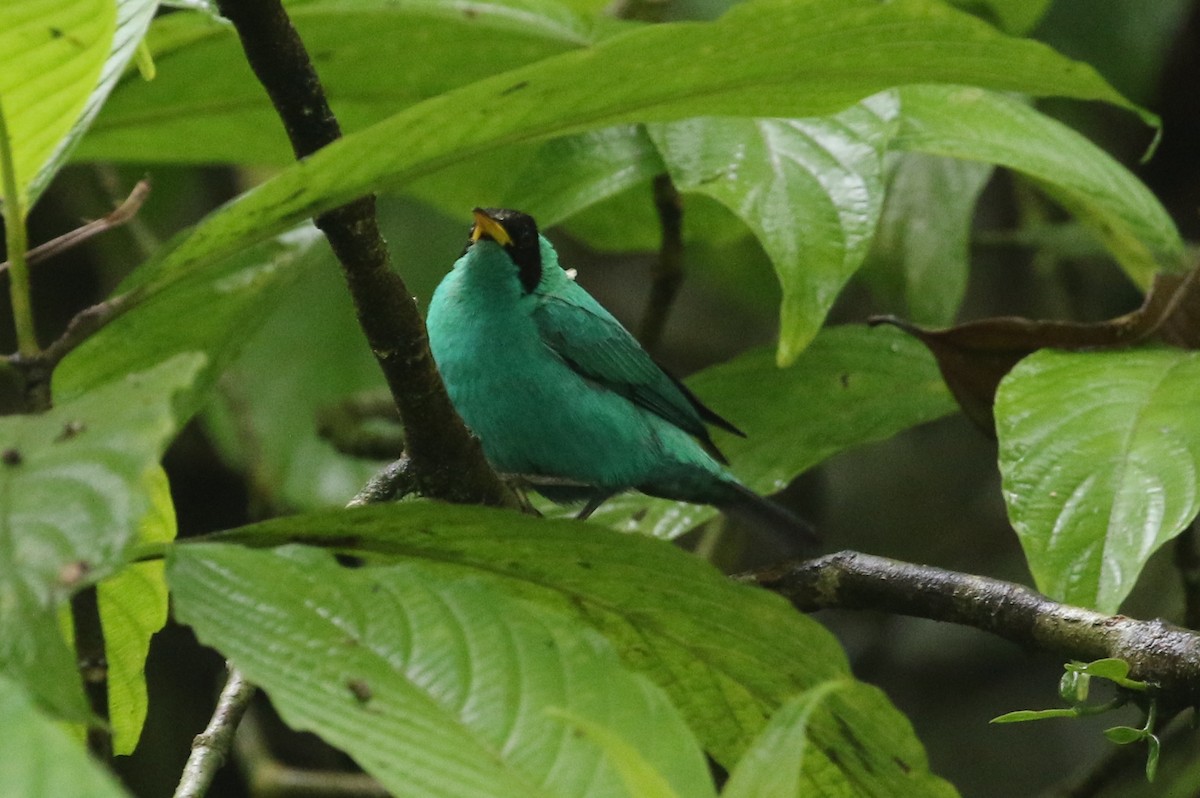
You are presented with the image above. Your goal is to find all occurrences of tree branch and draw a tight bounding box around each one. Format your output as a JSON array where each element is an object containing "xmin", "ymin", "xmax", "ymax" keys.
[
  {"xmin": 212, "ymin": 0, "xmax": 515, "ymax": 508},
  {"xmin": 174, "ymin": 666, "xmax": 257, "ymax": 798},
  {"xmin": 747, "ymin": 551, "xmax": 1200, "ymax": 704},
  {"xmin": 0, "ymin": 179, "xmax": 151, "ymax": 275}
]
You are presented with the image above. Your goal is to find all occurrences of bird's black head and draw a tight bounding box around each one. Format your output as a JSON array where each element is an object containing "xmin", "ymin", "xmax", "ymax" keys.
[{"xmin": 467, "ymin": 207, "xmax": 542, "ymax": 294}]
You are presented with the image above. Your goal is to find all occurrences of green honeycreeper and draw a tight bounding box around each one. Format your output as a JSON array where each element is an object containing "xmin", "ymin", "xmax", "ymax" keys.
[{"xmin": 427, "ymin": 208, "xmax": 814, "ymax": 542}]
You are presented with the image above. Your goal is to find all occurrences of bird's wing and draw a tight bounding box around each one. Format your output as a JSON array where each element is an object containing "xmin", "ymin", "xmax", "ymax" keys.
[{"xmin": 532, "ymin": 284, "xmax": 743, "ymax": 459}]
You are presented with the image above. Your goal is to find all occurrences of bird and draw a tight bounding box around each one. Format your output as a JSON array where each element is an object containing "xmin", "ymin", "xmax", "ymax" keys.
[{"xmin": 425, "ymin": 207, "xmax": 815, "ymax": 543}]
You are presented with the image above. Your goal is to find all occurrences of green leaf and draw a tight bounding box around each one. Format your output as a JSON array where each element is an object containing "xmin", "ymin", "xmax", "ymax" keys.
[
  {"xmin": 546, "ymin": 708, "xmax": 696, "ymax": 798},
  {"xmin": 560, "ymin": 184, "xmax": 750, "ymax": 253},
  {"xmin": 59, "ymin": 465, "xmax": 175, "ymax": 753},
  {"xmin": 53, "ymin": 227, "xmax": 323, "ymax": 414},
  {"xmin": 505, "ymin": 126, "xmax": 665, "ymax": 227},
  {"xmin": 891, "ymin": 85, "xmax": 1184, "ymax": 285},
  {"xmin": 650, "ymin": 94, "xmax": 898, "ymax": 364},
  {"xmin": 1146, "ymin": 732, "xmax": 1160, "ymax": 781},
  {"xmin": 170, "ymin": 543, "xmax": 716, "ymax": 798},
  {"xmin": 578, "ymin": 325, "xmax": 956, "ymax": 539},
  {"xmin": 404, "ymin": 125, "xmax": 664, "ymax": 232},
  {"xmin": 0, "ymin": 0, "xmax": 114, "ymax": 206},
  {"xmin": 1072, "ymin": 658, "xmax": 1130, "ymax": 682},
  {"xmin": 1104, "ymin": 726, "xmax": 1146, "ymax": 745},
  {"xmin": 0, "ymin": 675, "xmax": 132, "ymax": 798},
  {"xmin": 990, "ymin": 708, "xmax": 1081, "ymax": 723},
  {"xmin": 721, "ymin": 681, "xmax": 846, "ymax": 798},
  {"xmin": 209, "ymin": 503, "xmax": 954, "ymax": 794},
  {"xmin": 949, "ymin": 0, "xmax": 1052, "ymax": 34},
  {"xmin": 1059, "ymin": 668, "xmax": 1088, "ymax": 704},
  {"xmin": 77, "ymin": 0, "xmax": 601, "ymax": 165},
  {"xmin": 996, "ymin": 348, "xmax": 1200, "ymax": 613},
  {"xmin": 1069, "ymin": 657, "xmax": 1149, "ymax": 692},
  {"xmin": 0, "ymin": 355, "xmax": 202, "ymax": 720},
  {"xmin": 25, "ymin": 0, "xmax": 159, "ymax": 207},
  {"xmin": 99, "ymin": 465, "xmax": 175, "ymax": 755},
  {"xmin": 863, "ymin": 152, "xmax": 993, "ymax": 326},
  {"xmin": 127, "ymin": 0, "xmax": 1145, "ymax": 301}
]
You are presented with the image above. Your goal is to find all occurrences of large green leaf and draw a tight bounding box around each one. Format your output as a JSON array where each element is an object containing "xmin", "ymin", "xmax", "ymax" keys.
[
  {"xmin": 0, "ymin": 675, "xmax": 132, "ymax": 798},
  {"xmin": 170, "ymin": 543, "xmax": 716, "ymax": 798},
  {"xmin": 996, "ymin": 348, "xmax": 1200, "ymax": 613},
  {"xmin": 208, "ymin": 503, "xmax": 955, "ymax": 794},
  {"xmin": 579, "ymin": 325, "xmax": 957, "ymax": 539},
  {"xmin": 0, "ymin": 355, "xmax": 202, "ymax": 720},
  {"xmin": 120, "ymin": 0, "xmax": 1143, "ymax": 297},
  {"xmin": 890, "ymin": 85, "xmax": 1184, "ymax": 285},
  {"xmin": 25, "ymin": 0, "xmax": 159, "ymax": 207},
  {"xmin": 53, "ymin": 227, "xmax": 324, "ymax": 412},
  {"xmin": 0, "ymin": 0, "xmax": 114, "ymax": 206},
  {"xmin": 403, "ymin": 125, "xmax": 665, "ymax": 231},
  {"xmin": 650, "ymin": 94, "xmax": 898, "ymax": 364},
  {"xmin": 76, "ymin": 0, "xmax": 604, "ymax": 165}
]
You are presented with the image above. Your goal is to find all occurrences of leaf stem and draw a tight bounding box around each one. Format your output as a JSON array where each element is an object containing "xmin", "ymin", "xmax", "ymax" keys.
[{"xmin": 0, "ymin": 97, "xmax": 40, "ymax": 357}]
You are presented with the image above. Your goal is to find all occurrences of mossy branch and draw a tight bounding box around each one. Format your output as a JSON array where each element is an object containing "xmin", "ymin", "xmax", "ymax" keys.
[{"xmin": 748, "ymin": 551, "xmax": 1200, "ymax": 705}]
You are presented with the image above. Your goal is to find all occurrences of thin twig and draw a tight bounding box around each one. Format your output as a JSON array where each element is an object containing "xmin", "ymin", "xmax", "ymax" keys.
[
  {"xmin": 0, "ymin": 180, "xmax": 151, "ymax": 274},
  {"xmin": 212, "ymin": 0, "xmax": 515, "ymax": 509},
  {"xmin": 638, "ymin": 173, "xmax": 685, "ymax": 353},
  {"xmin": 174, "ymin": 667, "xmax": 258, "ymax": 798},
  {"xmin": 70, "ymin": 586, "xmax": 111, "ymax": 759},
  {"xmin": 746, "ymin": 551, "xmax": 1200, "ymax": 703}
]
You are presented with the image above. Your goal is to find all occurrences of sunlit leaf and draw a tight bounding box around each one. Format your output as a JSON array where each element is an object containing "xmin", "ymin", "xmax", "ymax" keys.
[
  {"xmin": 650, "ymin": 94, "xmax": 898, "ymax": 364},
  {"xmin": 25, "ymin": 0, "xmax": 159, "ymax": 207},
  {"xmin": 0, "ymin": 0, "xmax": 114, "ymax": 206}
]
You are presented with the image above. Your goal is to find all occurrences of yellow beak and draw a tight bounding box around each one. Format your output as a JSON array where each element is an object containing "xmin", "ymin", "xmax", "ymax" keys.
[{"xmin": 471, "ymin": 209, "xmax": 513, "ymax": 246}]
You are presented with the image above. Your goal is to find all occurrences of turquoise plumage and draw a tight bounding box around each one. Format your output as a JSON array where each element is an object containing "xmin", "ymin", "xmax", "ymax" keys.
[{"xmin": 426, "ymin": 207, "xmax": 813, "ymax": 541}]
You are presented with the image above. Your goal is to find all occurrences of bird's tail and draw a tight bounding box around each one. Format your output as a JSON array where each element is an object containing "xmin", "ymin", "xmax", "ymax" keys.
[{"xmin": 717, "ymin": 482, "xmax": 820, "ymax": 549}]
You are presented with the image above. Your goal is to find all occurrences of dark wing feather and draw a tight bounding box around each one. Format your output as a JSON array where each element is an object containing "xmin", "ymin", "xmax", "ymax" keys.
[{"xmin": 532, "ymin": 287, "xmax": 743, "ymax": 462}]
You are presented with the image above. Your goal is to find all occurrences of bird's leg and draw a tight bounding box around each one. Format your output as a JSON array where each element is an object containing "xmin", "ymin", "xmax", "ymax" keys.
[{"xmin": 576, "ymin": 493, "xmax": 613, "ymax": 520}]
